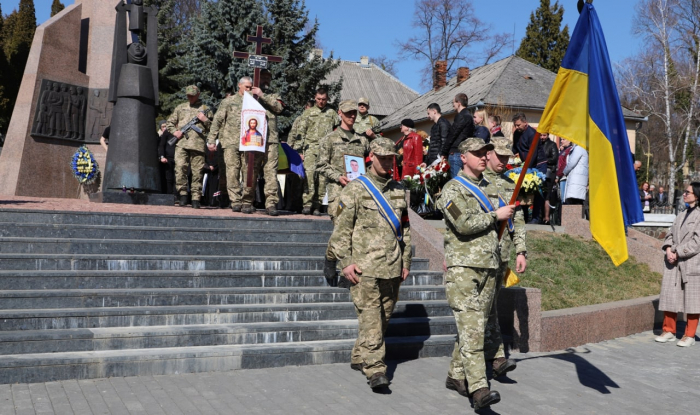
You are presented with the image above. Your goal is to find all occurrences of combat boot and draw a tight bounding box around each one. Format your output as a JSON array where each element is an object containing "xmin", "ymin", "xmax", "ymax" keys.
[
  {"xmin": 191, "ymin": 200, "xmax": 201, "ymax": 209},
  {"xmin": 231, "ymin": 204, "xmax": 242, "ymax": 212},
  {"xmin": 266, "ymin": 206, "xmax": 279, "ymax": 216},
  {"xmin": 302, "ymin": 206, "xmax": 312, "ymax": 215},
  {"xmin": 241, "ymin": 205, "xmax": 255, "ymax": 214},
  {"xmin": 445, "ymin": 377, "xmax": 469, "ymax": 397},
  {"xmin": 368, "ymin": 373, "xmax": 389, "ymax": 390},
  {"xmin": 472, "ymin": 388, "xmax": 500, "ymax": 410},
  {"xmin": 179, "ymin": 195, "xmax": 188, "ymax": 207},
  {"xmin": 492, "ymin": 357, "xmax": 517, "ymax": 378}
]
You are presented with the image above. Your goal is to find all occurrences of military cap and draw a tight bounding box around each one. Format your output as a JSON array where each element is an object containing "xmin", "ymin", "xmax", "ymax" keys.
[
  {"xmin": 458, "ymin": 137, "xmax": 494, "ymax": 154},
  {"xmin": 339, "ymin": 99, "xmax": 358, "ymax": 113},
  {"xmin": 185, "ymin": 85, "xmax": 200, "ymax": 96},
  {"xmin": 358, "ymin": 97, "xmax": 370, "ymax": 106},
  {"xmin": 370, "ymin": 137, "xmax": 398, "ymax": 156},
  {"xmin": 491, "ymin": 137, "xmax": 514, "ymax": 156}
]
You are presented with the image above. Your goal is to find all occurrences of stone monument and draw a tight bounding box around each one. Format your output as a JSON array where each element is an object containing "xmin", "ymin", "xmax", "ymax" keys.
[
  {"xmin": 100, "ymin": 0, "xmax": 161, "ymax": 194},
  {"xmin": 0, "ymin": 0, "xmax": 116, "ymax": 199}
]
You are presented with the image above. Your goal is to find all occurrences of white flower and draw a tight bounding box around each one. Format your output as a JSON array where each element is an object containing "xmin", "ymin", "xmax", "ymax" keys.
[{"xmin": 413, "ymin": 175, "xmax": 421, "ymax": 180}]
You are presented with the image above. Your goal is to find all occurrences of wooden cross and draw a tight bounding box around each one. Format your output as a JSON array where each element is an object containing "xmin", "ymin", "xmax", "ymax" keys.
[{"xmin": 233, "ymin": 25, "xmax": 283, "ymax": 191}]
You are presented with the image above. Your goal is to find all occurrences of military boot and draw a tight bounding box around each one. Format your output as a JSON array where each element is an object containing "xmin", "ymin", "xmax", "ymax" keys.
[
  {"xmin": 266, "ymin": 206, "xmax": 279, "ymax": 216},
  {"xmin": 191, "ymin": 200, "xmax": 201, "ymax": 209},
  {"xmin": 231, "ymin": 204, "xmax": 242, "ymax": 213},
  {"xmin": 368, "ymin": 373, "xmax": 389, "ymax": 390},
  {"xmin": 445, "ymin": 377, "xmax": 469, "ymax": 397},
  {"xmin": 472, "ymin": 388, "xmax": 500, "ymax": 410},
  {"xmin": 302, "ymin": 206, "xmax": 312, "ymax": 215},
  {"xmin": 492, "ymin": 357, "xmax": 517, "ymax": 378},
  {"xmin": 179, "ymin": 195, "xmax": 188, "ymax": 207},
  {"xmin": 241, "ymin": 205, "xmax": 254, "ymax": 214}
]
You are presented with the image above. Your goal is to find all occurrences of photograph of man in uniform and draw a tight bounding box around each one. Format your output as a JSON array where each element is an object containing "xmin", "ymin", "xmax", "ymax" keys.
[
  {"xmin": 345, "ymin": 155, "xmax": 365, "ymax": 181},
  {"xmin": 242, "ymin": 117, "xmax": 263, "ymax": 147}
]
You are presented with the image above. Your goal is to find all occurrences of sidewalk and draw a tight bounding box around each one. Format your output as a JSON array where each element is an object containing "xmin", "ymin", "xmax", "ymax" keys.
[{"xmin": 2, "ymin": 331, "xmax": 697, "ymax": 414}]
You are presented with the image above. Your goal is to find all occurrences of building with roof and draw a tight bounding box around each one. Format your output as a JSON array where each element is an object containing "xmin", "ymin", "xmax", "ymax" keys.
[
  {"xmin": 324, "ymin": 57, "xmax": 419, "ymax": 118},
  {"xmin": 380, "ymin": 55, "xmax": 645, "ymax": 152}
]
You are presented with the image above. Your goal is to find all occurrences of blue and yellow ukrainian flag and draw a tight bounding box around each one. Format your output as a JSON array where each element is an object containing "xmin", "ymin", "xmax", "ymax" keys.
[{"xmin": 538, "ymin": 2, "xmax": 644, "ymax": 266}]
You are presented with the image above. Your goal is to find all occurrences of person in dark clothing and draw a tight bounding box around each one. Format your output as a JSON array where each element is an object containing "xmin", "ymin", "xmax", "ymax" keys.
[
  {"xmin": 473, "ymin": 109, "xmax": 491, "ymax": 143},
  {"xmin": 541, "ymin": 134, "xmax": 560, "ymax": 224},
  {"xmin": 489, "ymin": 115, "xmax": 505, "ymax": 137},
  {"xmin": 201, "ymin": 142, "xmax": 223, "ymax": 207},
  {"xmin": 512, "ymin": 113, "xmax": 537, "ymax": 162},
  {"xmin": 426, "ymin": 103, "xmax": 450, "ymax": 166},
  {"xmin": 158, "ymin": 121, "xmax": 177, "ymax": 201},
  {"xmin": 440, "ymin": 93, "xmax": 475, "ymax": 178}
]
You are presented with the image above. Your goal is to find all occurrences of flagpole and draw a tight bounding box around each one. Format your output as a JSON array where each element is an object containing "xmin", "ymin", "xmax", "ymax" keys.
[{"xmin": 498, "ymin": 132, "xmax": 541, "ymax": 240}]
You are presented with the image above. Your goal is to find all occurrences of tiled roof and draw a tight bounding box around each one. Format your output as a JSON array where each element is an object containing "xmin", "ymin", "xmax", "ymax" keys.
[
  {"xmin": 380, "ymin": 55, "xmax": 645, "ymax": 130},
  {"xmin": 324, "ymin": 60, "xmax": 420, "ymax": 117}
]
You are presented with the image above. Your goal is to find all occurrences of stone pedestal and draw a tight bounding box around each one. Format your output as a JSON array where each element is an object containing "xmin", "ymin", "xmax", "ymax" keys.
[{"xmin": 0, "ymin": 1, "xmax": 117, "ymax": 200}]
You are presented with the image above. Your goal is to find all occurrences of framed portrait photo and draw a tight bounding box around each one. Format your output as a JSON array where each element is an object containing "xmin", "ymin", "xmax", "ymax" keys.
[{"xmin": 344, "ymin": 155, "xmax": 366, "ymax": 181}]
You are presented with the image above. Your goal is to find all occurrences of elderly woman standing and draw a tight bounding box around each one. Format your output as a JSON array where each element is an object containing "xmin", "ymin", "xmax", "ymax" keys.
[{"xmin": 656, "ymin": 182, "xmax": 700, "ymax": 347}]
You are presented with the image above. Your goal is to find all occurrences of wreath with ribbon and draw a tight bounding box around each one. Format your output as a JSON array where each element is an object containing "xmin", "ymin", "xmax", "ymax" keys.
[{"xmin": 70, "ymin": 145, "xmax": 99, "ymax": 184}]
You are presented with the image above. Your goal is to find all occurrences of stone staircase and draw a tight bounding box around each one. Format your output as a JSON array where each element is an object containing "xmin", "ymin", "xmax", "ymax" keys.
[{"xmin": 0, "ymin": 208, "xmax": 454, "ymax": 384}]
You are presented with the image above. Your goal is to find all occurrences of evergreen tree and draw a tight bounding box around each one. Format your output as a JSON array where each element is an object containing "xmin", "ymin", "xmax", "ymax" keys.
[
  {"xmin": 180, "ymin": 0, "xmax": 341, "ymax": 133},
  {"xmin": 50, "ymin": 0, "xmax": 65, "ymax": 17},
  {"xmin": 1, "ymin": 0, "xmax": 36, "ymax": 129},
  {"xmin": 516, "ymin": 0, "xmax": 570, "ymax": 73}
]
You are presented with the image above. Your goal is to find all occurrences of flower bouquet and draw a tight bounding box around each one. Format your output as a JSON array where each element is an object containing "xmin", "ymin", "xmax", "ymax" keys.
[{"xmin": 505, "ymin": 167, "xmax": 545, "ymax": 205}]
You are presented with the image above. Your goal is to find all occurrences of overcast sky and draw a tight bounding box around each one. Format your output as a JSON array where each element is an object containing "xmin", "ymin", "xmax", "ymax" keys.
[{"xmin": 7, "ymin": 0, "xmax": 642, "ymax": 93}]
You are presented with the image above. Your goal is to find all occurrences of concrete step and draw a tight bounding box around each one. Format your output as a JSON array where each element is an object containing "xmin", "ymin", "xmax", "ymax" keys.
[
  {"xmin": 0, "ymin": 254, "xmax": 432, "ymax": 271},
  {"xmin": 0, "ymin": 286, "xmax": 446, "ymax": 309},
  {"xmin": 0, "ymin": 223, "xmax": 332, "ymax": 243},
  {"xmin": 0, "ymin": 209, "xmax": 334, "ymax": 231},
  {"xmin": 0, "ymin": 300, "xmax": 452, "ymax": 331},
  {"xmin": 0, "ymin": 334, "xmax": 456, "ymax": 384},
  {"xmin": 0, "ymin": 270, "xmax": 444, "ymax": 290},
  {"xmin": 0, "ymin": 237, "xmax": 328, "ymax": 256},
  {"xmin": 0, "ymin": 316, "xmax": 457, "ymax": 355}
]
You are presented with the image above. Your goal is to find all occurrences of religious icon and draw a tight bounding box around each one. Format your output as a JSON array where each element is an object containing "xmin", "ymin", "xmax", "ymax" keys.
[
  {"xmin": 344, "ymin": 155, "xmax": 366, "ymax": 181},
  {"xmin": 242, "ymin": 117, "xmax": 263, "ymax": 147}
]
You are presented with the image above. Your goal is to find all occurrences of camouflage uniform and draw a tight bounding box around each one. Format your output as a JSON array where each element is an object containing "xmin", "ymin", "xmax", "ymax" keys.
[
  {"xmin": 437, "ymin": 138, "xmax": 504, "ymax": 395},
  {"xmin": 327, "ymin": 139, "xmax": 411, "ymax": 379},
  {"xmin": 290, "ymin": 105, "xmax": 341, "ymax": 210},
  {"xmin": 354, "ymin": 112, "xmax": 381, "ymax": 142},
  {"xmin": 167, "ymin": 87, "xmax": 211, "ymax": 202},
  {"xmin": 317, "ymin": 100, "xmax": 370, "ymax": 222},
  {"xmin": 208, "ymin": 93, "xmax": 283, "ymax": 208}
]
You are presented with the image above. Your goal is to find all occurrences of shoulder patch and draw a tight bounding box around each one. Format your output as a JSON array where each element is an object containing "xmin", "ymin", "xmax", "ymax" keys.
[
  {"xmin": 336, "ymin": 201, "xmax": 345, "ymax": 216},
  {"xmin": 446, "ymin": 200, "xmax": 462, "ymax": 219}
]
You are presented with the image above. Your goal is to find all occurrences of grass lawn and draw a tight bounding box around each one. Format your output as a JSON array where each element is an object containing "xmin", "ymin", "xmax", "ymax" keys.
[{"xmin": 515, "ymin": 231, "xmax": 662, "ymax": 311}]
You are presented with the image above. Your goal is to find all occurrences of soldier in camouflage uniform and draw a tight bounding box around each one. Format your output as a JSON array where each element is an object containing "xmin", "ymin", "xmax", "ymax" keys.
[
  {"xmin": 327, "ymin": 137, "xmax": 411, "ymax": 391},
  {"xmin": 207, "ymin": 76, "xmax": 283, "ymax": 214},
  {"xmin": 167, "ymin": 85, "xmax": 212, "ymax": 209},
  {"xmin": 437, "ymin": 137, "xmax": 516, "ymax": 410},
  {"xmin": 354, "ymin": 97, "xmax": 381, "ymax": 142},
  {"xmin": 317, "ymin": 99, "xmax": 370, "ymax": 222},
  {"xmin": 288, "ymin": 88, "xmax": 341, "ymax": 215}
]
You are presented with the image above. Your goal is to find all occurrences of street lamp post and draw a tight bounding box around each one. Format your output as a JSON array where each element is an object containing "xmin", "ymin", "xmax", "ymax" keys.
[{"xmin": 638, "ymin": 131, "xmax": 653, "ymax": 183}]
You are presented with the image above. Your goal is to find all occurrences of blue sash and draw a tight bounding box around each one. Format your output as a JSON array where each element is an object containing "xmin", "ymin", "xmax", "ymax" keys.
[
  {"xmin": 356, "ymin": 176, "xmax": 403, "ymax": 242},
  {"xmin": 453, "ymin": 176, "xmax": 513, "ymax": 233}
]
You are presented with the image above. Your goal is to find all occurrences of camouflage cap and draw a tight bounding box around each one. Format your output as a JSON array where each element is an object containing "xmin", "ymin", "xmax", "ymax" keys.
[
  {"xmin": 358, "ymin": 97, "xmax": 370, "ymax": 105},
  {"xmin": 370, "ymin": 137, "xmax": 398, "ymax": 156},
  {"xmin": 491, "ymin": 137, "xmax": 514, "ymax": 156},
  {"xmin": 458, "ymin": 137, "xmax": 494, "ymax": 154},
  {"xmin": 339, "ymin": 99, "xmax": 358, "ymax": 113},
  {"xmin": 185, "ymin": 85, "xmax": 200, "ymax": 96}
]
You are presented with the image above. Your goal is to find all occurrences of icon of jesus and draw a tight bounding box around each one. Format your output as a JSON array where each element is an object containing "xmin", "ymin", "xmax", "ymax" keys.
[{"xmin": 242, "ymin": 117, "xmax": 263, "ymax": 147}]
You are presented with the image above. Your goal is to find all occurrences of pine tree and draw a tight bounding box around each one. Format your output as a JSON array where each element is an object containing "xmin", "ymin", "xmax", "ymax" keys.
[
  {"xmin": 50, "ymin": 0, "xmax": 65, "ymax": 17},
  {"xmin": 516, "ymin": 0, "xmax": 570, "ymax": 73},
  {"xmin": 179, "ymin": 0, "xmax": 341, "ymax": 133}
]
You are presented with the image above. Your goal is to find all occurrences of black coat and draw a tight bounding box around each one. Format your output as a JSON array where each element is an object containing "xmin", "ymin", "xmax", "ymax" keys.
[
  {"xmin": 542, "ymin": 139, "xmax": 559, "ymax": 178},
  {"xmin": 441, "ymin": 108, "xmax": 475, "ymax": 157},
  {"xmin": 474, "ymin": 125, "xmax": 490, "ymax": 143},
  {"xmin": 428, "ymin": 117, "xmax": 450, "ymax": 165},
  {"xmin": 158, "ymin": 130, "xmax": 177, "ymax": 161},
  {"xmin": 513, "ymin": 125, "xmax": 537, "ymax": 161}
]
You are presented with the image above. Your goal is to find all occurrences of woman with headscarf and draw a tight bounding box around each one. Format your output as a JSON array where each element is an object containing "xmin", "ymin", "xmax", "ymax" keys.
[{"xmin": 656, "ymin": 182, "xmax": 700, "ymax": 347}]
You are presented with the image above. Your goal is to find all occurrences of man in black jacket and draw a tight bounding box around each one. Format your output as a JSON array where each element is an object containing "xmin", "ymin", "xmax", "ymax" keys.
[
  {"xmin": 512, "ymin": 113, "xmax": 537, "ymax": 162},
  {"xmin": 158, "ymin": 120, "xmax": 178, "ymax": 202},
  {"xmin": 426, "ymin": 103, "xmax": 450, "ymax": 166},
  {"xmin": 440, "ymin": 93, "xmax": 474, "ymax": 178}
]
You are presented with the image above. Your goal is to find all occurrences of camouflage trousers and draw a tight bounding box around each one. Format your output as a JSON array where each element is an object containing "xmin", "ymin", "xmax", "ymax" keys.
[
  {"xmin": 350, "ymin": 276, "xmax": 402, "ymax": 378},
  {"xmin": 223, "ymin": 143, "xmax": 279, "ymax": 208},
  {"xmin": 301, "ymin": 151, "xmax": 326, "ymax": 209},
  {"xmin": 175, "ymin": 147, "xmax": 205, "ymax": 201},
  {"xmin": 445, "ymin": 266, "xmax": 504, "ymax": 394}
]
